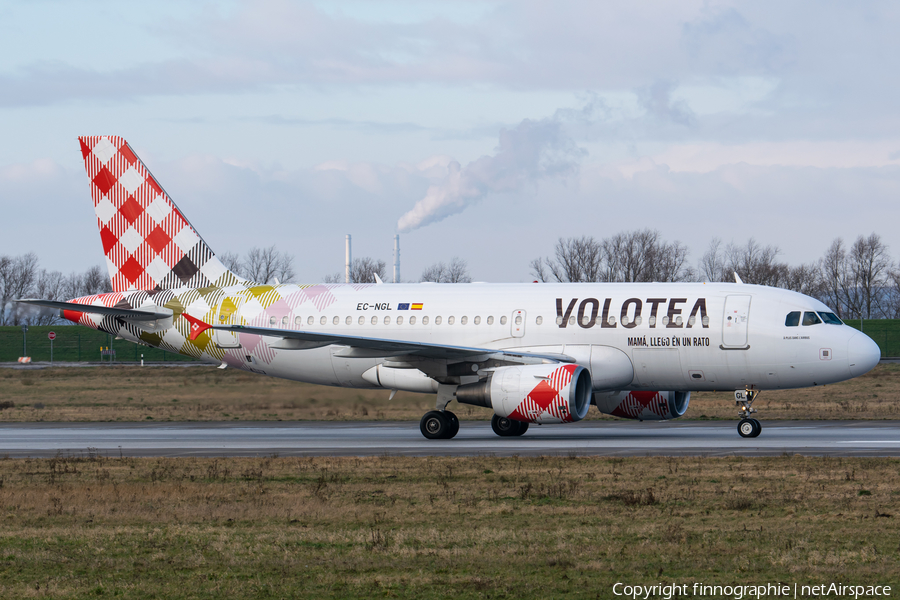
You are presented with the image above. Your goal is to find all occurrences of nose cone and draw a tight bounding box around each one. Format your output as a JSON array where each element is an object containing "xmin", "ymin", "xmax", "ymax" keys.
[{"xmin": 848, "ymin": 333, "xmax": 881, "ymax": 377}]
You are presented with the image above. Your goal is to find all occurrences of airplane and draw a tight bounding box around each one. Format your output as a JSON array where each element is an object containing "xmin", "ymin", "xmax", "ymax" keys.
[{"xmin": 19, "ymin": 136, "xmax": 882, "ymax": 440}]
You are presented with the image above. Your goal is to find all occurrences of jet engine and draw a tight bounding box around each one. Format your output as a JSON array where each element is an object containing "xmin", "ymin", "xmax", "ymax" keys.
[
  {"xmin": 593, "ymin": 390, "xmax": 690, "ymax": 420},
  {"xmin": 456, "ymin": 364, "xmax": 592, "ymax": 424}
]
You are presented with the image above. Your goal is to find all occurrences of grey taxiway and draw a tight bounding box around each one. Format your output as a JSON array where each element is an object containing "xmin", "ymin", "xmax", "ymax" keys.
[{"xmin": 0, "ymin": 420, "xmax": 898, "ymax": 458}]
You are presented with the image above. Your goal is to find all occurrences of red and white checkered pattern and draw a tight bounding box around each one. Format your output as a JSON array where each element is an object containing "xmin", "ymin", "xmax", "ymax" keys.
[
  {"xmin": 79, "ymin": 136, "xmax": 237, "ymax": 292},
  {"xmin": 609, "ymin": 391, "xmax": 670, "ymax": 419},
  {"xmin": 509, "ymin": 364, "xmax": 579, "ymax": 423}
]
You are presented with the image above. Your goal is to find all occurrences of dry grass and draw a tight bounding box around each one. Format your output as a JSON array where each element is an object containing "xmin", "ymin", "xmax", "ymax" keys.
[
  {"xmin": 2, "ymin": 363, "xmax": 900, "ymax": 423},
  {"xmin": 0, "ymin": 455, "xmax": 897, "ymax": 598}
]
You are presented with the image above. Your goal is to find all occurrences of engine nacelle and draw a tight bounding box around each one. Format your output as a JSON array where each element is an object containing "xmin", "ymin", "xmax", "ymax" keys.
[
  {"xmin": 593, "ymin": 390, "xmax": 690, "ymax": 420},
  {"xmin": 456, "ymin": 364, "xmax": 592, "ymax": 424}
]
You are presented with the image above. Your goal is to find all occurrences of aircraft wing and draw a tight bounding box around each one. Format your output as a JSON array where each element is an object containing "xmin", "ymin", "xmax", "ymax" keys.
[
  {"xmin": 16, "ymin": 299, "xmax": 173, "ymax": 321},
  {"xmin": 182, "ymin": 313, "xmax": 574, "ymax": 364}
]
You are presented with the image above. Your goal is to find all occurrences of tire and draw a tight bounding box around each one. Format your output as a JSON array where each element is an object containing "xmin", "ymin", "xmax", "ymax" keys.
[
  {"xmin": 749, "ymin": 418, "xmax": 762, "ymax": 438},
  {"xmin": 737, "ymin": 418, "xmax": 755, "ymax": 438},
  {"xmin": 420, "ymin": 411, "xmax": 450, "ymax": 439},
  {"xmin": 512, "ymin": 421, "xmax": 529, "ymax": 437},
  {"xmin": 491, "ymin": 415, "xmax": 519, "ymax": 437},
  {"xmin": 444, "ymin": 410, "xmax": 460, "ymax": 439}
]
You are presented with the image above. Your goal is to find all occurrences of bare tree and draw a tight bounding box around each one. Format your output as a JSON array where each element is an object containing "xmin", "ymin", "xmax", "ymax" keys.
[
  {"xmin": 848, "ymin": 233, "xmax": 891, "ymax": 319},
  {"xmin": 783, "ymin": 263, "xmax": 823, "ymax": 298},
  {"xmin": 725, "ymin": 239, "xmax": 787, "ymax": 286},
  {"xmin": 699, "ymin": 238, "xmax": 728, "ymax": 282},
  {"xmin": 421, "ymin": 257, "xmax": 472, "ymax": 283},
  {"xmin": 819, "ymin": 238, "xmax": 851, "ymax": 318},
  {"xmin": 0, "ymin": 253, "xmax": 39, "ymax": 325},
  {"xmin": 218, "ymin": 251, "xmax": 243, "ymax": 276},
  {"xmin": 243, "ymin": 246, "xmax": 295, "ymax": 284},
  {"xmin": 350, "ymin": 257, "xmax": 387, "ymax": 284},
  {"xmin": 532, "ymin": 230, "xmax": 692, "ymax": 283},
  {"xmin": 531, "ymin": 235, "xmax": 603, "ymax": 282}
]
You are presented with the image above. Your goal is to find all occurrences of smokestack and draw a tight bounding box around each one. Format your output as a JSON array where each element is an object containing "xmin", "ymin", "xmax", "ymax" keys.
[
  {"xmin": 345, "ymin": 234, "xmax": 352, "ymax": 283},
  {"xmin": 393, "ymin": 234, "xmax": 400, "ymax": 283}
]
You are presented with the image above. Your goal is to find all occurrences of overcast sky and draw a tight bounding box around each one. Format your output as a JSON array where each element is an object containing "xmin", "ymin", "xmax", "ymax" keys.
[{"xmin": 2, "ymin": 0, "xmax": 900, "ymax": 283}]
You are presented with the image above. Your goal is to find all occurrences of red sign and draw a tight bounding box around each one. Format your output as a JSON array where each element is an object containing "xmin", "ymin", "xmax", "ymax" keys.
[{"xmin": 48, "ymin": 331, "xmax": 56, "ymax": 341}]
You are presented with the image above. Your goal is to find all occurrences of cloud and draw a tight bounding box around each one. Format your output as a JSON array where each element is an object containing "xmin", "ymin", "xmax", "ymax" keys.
[{"xmin": 396, "ymin": 118, "xmax": 585, "ymax": 232}]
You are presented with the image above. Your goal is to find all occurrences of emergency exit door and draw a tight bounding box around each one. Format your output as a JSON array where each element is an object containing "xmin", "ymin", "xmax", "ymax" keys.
[{"xmin": 722, "ymin": 295, "xmax": 751, "ymax": 348}]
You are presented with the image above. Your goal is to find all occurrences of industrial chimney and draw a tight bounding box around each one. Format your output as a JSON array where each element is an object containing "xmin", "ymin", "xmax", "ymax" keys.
[
  {"xmin": 345, "ymin": 234, "xmax": 352, "ymax": 283},
  {"xmin": 393, "ymin": 234, "xmax": 400, "ymax": 283}
]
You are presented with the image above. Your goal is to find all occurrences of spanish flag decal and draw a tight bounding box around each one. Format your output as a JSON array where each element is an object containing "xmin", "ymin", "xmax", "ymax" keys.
[{"xmin": 411, "ymin": 303, "xmax": 424, "ymax": 310}]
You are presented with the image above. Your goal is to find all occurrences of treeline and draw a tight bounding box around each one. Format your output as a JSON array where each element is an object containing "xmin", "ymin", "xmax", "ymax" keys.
[
  {"xmin": 0, "ymin": 253, "xmax": 111, "ymax": 326},
  {"xmin": 532, "ymin": 230, "xmax": 899, "ymax": 319},
  {"xmin": 8, "ymin": 230, "xmax": 895, "ymax": 325}
]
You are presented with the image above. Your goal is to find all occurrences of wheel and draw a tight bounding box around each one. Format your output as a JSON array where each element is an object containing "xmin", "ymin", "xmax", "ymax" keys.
[
  {"xmin": 491, "ymin": 415, "xmax": 528, "ymax": 437},
  {"xmin": 420, "ymin": 411, "xmax": 450, "ymax": 439},
  {"xmin": 491, "ymin": 415, "xmax": 518, "ymax": 437},
  {"xmin": 737, "ymin": 418, "xmax": 756, "ymax": 438},
  {"xmin": 444, "ymin": 410, "xmax": 460, "ymax": 439},
  {"xmin": 749, "ymin": 418, "xmax": 762, "ymax": 438}
]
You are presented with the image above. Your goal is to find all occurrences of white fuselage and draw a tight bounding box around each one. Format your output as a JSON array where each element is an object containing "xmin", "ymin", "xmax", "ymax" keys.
[{"xmin": 124, "ymin": 281, "xmax": 878, "ymax": 394}]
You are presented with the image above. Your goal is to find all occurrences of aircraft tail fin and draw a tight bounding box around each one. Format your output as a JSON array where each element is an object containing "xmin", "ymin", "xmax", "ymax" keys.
[{"xmin": 78, "ymin": 136, "xmax": 242, "ymax": 292}]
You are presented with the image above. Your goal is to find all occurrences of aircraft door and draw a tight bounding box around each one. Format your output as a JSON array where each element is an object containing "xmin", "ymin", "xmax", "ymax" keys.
[
  {"xmin": 215, "ymin": 295, "xmax": 244, "ymax": 348},
  {"xmin": 722, "ymin": 295, "xmax": 751, "ymax": 348},
  {"xmin": 511, "ymin": 310, "xmax": 526, "ymax": 338}
]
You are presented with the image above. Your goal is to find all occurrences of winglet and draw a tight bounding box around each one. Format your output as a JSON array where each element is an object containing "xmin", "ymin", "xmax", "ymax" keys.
[
  {"xmin": 734, "ymin": 272, "xmax": 744, "ymax": 284},
  {"xmin": 181, "ymin": 313, "xmax": 212, "ymax": 341}
]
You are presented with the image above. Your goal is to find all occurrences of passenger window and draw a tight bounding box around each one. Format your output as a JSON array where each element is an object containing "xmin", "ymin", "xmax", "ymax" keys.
[
  {"xmin": 321, "ymin": 316, "xmax": 327, "ymax": 325},
  {"xmin": 461, "ymin": 316, "xmax": 468, "ymax": 325},
  {"xmin": 448, "ymin": 316, "xmax": 455, "ymax": 325},
  {"xmin": 397, "ymin": 316, "xmax": 404, "ymax": 325},
  {"xmin": 785, "ymin": 311, "xmax": 800, "ymax": 327},
  {"xmin": 269, "ymin": 316, "xmax": 276, "ymax": 325},
  {"xmin": 474, "ymin": 316, "xmax": 481, "ymax": 325},
  {"xmin": 500, "ymin": 316, "xmax": 508, "ymax": 325},
  {"xmin": 487, "ymin": 316, "xmax": 494, "ymax": 325},
  {"xmin": 818, "ymin": 312, "xmax": 843, "ymax": 325},
  {"xmin": 308, "ymin": 316, "xmax": 314, "ymax": 326},
  {"xmin": 295, "ymin": 316, "xmax": 302, "ymax": 326},
  {"xmin": 346, "ymin": 316, "xmax": 353, "ymax": 325},
  {"xmin": 409, "ymin": 316, "xmax": 416, "ymax": 325},
  {"xmin": 535, "ymin": 316, "xmax": 542, "ymax": 325},
  {"xmin": 358, "ymin": 316, "xmax": 365, "ymax": 325},
  {"xmin": 802, "ymin": 311, "xmax": 822, "ymax": 326},
  {"xmin": 333, "ymin": 316, "xmax": 339, "ymax": 325},
  {"xmin": 383, "ymin": 316, "xmax": 390, "ymax": 325},
  {"xmin": 282, "ymin": 316, "xmax": 288, "ymax": 326},
  {"xmin": 422, "ymin": 316, "xmax": 429, "ymax": 325}
]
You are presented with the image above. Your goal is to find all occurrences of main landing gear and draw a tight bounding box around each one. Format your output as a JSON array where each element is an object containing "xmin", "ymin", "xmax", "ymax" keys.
[
  {"xmin": 420, "ymin": 410, "xmax": 459, "ymax": 439},
  {"xmin": 735, "ymin": 389, "xmax": 761, "ymax": 438},
  {"xmin": 491, "ymin": 415, "xmax": 529, "ymax": 437},
  {"xmin": 420, "ymin": 384, "xmax": 460, "ymax": 439}
]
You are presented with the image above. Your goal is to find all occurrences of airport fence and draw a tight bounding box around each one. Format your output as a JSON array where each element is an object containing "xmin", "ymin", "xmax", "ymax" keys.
[
  {"xmin": 0, "ymin": 326, "xmax": 198, "ymax": 363},
  {"xmin": 842, "ymin": 319, "xmax": 900, "ymax": 358}
]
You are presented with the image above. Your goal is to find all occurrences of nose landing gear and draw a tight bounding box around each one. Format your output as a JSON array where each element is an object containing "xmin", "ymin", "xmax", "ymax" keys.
[{"xmin": 735, "ymin": 389, "xmax": 761, "ymax": 438}]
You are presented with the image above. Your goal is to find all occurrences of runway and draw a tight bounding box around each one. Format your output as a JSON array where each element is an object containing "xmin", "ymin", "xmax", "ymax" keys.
[{"xmin": 1, "ymin": 420, "xmax": 899, "ymax": 458}]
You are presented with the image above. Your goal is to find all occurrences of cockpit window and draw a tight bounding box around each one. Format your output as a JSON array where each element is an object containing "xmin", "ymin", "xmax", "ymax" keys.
[
  {"xmin": 785, "ymin": 311, "xmax": 801, "ymax": 327},
  {"xmin": 818, "ymin": 312, "xmax": 843, "ymax": 325},
  {"xmin": 802, "ymin": 311, "xmax": 822, "ymax": 326}
]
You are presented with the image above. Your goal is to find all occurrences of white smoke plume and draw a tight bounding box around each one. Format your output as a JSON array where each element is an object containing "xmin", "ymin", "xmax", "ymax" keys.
[{"xmin": 397, "ymin": 118, "xmax": 585, "ymax": 232}]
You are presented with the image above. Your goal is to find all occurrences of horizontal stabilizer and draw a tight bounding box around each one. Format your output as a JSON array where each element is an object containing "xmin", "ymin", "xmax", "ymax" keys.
[{"xmin": 16, "ymin": 299, "xmax": 172, "ymax": 321}]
